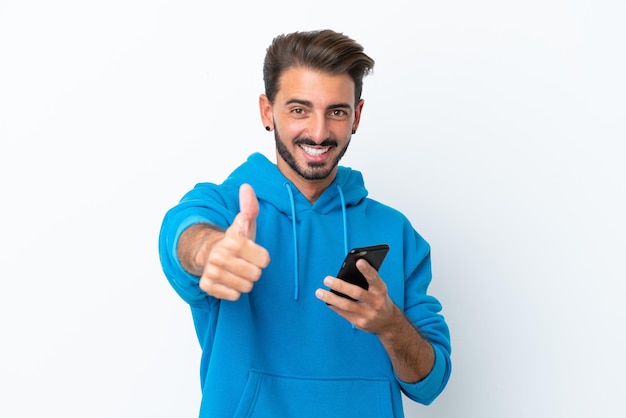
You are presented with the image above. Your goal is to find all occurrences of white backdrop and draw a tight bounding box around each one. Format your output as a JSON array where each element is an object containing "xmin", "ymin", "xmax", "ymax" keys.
[{"xmin": 1, "ymin": 1, "xmax": 624, "ymax": 417}]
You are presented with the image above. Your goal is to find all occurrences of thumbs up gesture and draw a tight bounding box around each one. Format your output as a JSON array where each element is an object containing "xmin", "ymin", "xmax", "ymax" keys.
[
  {"xmin": 197, "ymin": 184, "xmax": 270, "ymax": 300},
  {"xmin": 233, "ymin": 183, "xmax": 260, "ymax": 240}
]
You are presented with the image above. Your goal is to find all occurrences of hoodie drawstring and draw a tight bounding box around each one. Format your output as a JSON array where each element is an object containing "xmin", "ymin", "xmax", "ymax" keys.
[
  {"xmin": 336, "ymin": 184, "xmax": 355, "ymax": 330},
  {"xmin": 336, "ymin": 184, "xmax": 349, "ymax": 255},
  {"xmin": 283, "ymin": 183, "xmax": 349, "ymax": 301},
  {"xmin": 284, "ymin": 183, "xmax": 300, "ymax": 300}
]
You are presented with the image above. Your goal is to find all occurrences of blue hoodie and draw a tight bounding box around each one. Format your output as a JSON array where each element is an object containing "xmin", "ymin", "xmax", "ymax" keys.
[{"xmin": 158, "ymin": 153, "xmax": 451, "ymax": 417}]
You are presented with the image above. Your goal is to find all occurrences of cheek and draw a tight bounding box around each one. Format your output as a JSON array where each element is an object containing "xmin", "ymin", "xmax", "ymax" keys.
[
  {"xmin": 277, "ymin": 119, "xmax": 306, "ymax": 138},
  {"xmin": 331, "ymin": 120, "xmax": 354, "ymax": 136}
]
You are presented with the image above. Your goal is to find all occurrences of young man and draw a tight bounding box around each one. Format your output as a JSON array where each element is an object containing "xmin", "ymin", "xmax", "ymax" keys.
[{"xmin": 159, "ymin": 29, "xmax": 451, "ymax": 417}]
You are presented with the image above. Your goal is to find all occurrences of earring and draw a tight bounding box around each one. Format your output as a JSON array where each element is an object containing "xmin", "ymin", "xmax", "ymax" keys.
[
  {"xmin": 265, "ymin": 126, "xmax": 271, "ymax": 131},
  {"xmin": 352, "ymin": 129, "xmax": 356, "ymax": 134}
]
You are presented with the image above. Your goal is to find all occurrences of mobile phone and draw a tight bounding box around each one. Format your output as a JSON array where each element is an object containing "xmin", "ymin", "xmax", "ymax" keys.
[{"xmin": 331, "ymin": 244, "xmax": 390, "ymax": 301}]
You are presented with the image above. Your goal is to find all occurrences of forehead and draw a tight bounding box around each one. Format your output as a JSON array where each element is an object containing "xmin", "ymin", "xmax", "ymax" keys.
[{"xmin": 276, "ymin": 66, "xmax": 355, "ymax": 106}]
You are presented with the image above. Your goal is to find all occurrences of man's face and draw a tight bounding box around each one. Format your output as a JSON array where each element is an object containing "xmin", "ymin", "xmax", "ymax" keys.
[{"xmin": 264, "ymin": 67, "xmax": 363, "ymax": 193}]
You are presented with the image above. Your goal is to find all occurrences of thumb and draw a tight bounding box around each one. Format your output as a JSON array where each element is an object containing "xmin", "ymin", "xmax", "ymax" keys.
[{"xmin": 235, "ymin": 183, "xmax": 259, "ymax": 239}]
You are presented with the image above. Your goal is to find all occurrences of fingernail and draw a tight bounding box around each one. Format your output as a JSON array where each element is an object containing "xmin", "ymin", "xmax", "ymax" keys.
[{"xmin": 323, "ymin": 277, "xmax": 333, "ymax": 286}]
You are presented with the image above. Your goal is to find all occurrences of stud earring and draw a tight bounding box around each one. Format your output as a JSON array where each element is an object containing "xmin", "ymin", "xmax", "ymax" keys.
[
  {"xmin": 352, "ymin": 129, "xmax": 356, "ymax": 134},
  {"xmin": 265, "ymin": 126, "xmax": 271, "ymax": 131}
]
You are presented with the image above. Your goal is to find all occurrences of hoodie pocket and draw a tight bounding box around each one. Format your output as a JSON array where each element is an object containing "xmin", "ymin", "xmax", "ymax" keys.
[{"xmin": 234, "ymin": 369, "xmax": 393, "ymax": 418}]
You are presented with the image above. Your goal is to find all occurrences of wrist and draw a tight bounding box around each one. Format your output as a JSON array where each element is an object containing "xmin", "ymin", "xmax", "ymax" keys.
[
  {"xmin": 377, "ymin": 305, "xmax": 407, "ymax": 341},
  {"xmin": 178, "ymin": 223, "xmax": 224, "ymax": 275},
  {"xmin": 192, "ymin": 228, "xmax": 224, "ymax": 271}
]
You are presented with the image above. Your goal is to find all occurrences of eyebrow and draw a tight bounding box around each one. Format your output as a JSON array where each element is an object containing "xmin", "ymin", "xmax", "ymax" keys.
[{"xmin": 286, "ymin": 98, "xmax": 353, "ymax": 111}]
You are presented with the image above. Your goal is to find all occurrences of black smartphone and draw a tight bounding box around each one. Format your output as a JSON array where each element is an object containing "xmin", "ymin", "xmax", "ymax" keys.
[{"xmin": 331, "ymin": 244, "xmax": 390, "ymax": 301}]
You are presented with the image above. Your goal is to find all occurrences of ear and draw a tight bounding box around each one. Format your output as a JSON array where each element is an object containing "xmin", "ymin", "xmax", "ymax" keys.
[
  {"xmin": 352, "ymin": 98, "xmax": 365, "ymax": 133},
  {"xmin": 259, "ymin": 94, "xmax": 273, "ymax": 130}
]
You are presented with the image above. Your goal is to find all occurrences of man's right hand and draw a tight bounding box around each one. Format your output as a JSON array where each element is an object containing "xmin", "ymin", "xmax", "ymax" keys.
[{"xmin": 178, "ymin": 184, "xmax": 270, "ymax": 301}]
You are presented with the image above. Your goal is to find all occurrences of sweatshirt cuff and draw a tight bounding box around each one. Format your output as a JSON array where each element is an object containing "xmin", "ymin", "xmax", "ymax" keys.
[
  {"xmin": 170, "ymin": 215, "xmax": 215, "ymax": 272},
  {"xmin": 397, "ymin": 343, "xmax": 448, "ymax": 405}
]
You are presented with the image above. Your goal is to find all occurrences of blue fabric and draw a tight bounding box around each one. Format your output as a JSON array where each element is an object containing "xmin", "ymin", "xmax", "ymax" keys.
[{"xmin": 158, "ymin": 153, "xmax": 452, "ymax": 417}]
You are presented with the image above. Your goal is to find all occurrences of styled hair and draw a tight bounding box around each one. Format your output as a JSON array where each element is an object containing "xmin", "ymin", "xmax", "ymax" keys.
[{"xmin": 262, "ymin": 29, "xmax": 375, "ymax": 105}]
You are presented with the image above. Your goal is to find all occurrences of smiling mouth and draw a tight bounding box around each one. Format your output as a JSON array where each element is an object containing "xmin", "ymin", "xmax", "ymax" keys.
[{"xmin": 300, "ymin": 144, "xmax": 332, "ymax": 156}]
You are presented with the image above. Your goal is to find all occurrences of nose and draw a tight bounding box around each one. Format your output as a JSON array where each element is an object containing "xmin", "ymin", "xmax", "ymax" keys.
[{"xmin": 307, "ymin": 113, "xmax": 331, "ymax": 143}]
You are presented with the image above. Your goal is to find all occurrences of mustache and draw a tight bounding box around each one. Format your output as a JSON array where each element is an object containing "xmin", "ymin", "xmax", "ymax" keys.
[{"xmin": 294, "ymin": 137, "xmax": 338, "ymax": 147}]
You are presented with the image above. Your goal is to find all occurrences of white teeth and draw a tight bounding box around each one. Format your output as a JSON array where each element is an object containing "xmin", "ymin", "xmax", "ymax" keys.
[{"xmin": 301, "ymin": 145, "xmax": 331, "ymax": 156}]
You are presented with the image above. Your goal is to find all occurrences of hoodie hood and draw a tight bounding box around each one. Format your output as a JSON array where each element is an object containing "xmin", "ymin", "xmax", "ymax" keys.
[
  {"xmin": 223, "ymin": 153, "xmax": 368, "ymax": 217},
  {"xmin": 223, "ymin": 153, "xmax": 368, "ymax": 300}
]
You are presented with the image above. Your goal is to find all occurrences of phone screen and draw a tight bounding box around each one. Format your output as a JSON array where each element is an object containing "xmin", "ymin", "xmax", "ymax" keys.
[{"xmin": 331, "ymin": 244, "xmax": 390, "ymax": 301}]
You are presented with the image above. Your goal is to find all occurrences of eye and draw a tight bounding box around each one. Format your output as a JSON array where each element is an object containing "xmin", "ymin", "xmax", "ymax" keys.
[
  {"xmin": 289, "ymin": 107, "xmax": 307, "ymax": 118},
  {"xmin": 330, "ymin": 109, "xmax": 349, "ymax": 120}
]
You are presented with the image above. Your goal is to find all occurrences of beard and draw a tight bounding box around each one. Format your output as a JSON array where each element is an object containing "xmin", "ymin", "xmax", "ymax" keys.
[{"xmin": 274, "ymin": 128, "xmax": 350, "ymax": 181}]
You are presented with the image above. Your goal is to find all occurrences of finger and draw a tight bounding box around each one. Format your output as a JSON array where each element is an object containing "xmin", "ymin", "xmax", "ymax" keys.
[
  {"xmin": 236, "ymin": 183, "xmax": 259, "ymax": 239},
  {"xmin": 200, "ymin": 279, "xmax": 242, "ymax": 301},
  {"xmin": 210, "ymin": 238, "xmax": 270, "ymax": 273},
  {"xmin": 322, "ymin": 276, "xmax": 367, "ymax": 304},
  {"xmin": 357, "ymin": 258, "xmax": 381, "ymax": 286},
  {"xmin": 226, "ymin": 233, "xmax": 270, "ymax": 268},
  {"xmin": 202, "ymin": 262, "xmax": 257, "ymax": 294},
  {"xmin": 315, "ymin": 287, "xmax": 352, "ymax": 310}
]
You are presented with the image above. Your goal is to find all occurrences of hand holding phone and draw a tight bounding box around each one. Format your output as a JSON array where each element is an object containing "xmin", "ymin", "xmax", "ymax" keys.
[{"xmin": 331, "ymin": 244, "xmax": 389, "ymax": 301}]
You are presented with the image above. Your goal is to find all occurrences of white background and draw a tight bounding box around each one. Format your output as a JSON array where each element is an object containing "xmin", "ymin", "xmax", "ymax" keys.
[{"xmin": 1, "ymin": 1, "xmax": 624, "ymax": 417}]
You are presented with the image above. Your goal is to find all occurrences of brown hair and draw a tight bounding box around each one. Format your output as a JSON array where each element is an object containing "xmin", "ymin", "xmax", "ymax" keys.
[{"xmin": 262, "ymin": 29, "xmax": 375, "ymax": 105}]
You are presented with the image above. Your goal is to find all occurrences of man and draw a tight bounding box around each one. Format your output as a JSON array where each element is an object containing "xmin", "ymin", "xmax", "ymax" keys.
[{"xmin": 159, "ymin": 29, "xmax": 451, "ymax": 417}]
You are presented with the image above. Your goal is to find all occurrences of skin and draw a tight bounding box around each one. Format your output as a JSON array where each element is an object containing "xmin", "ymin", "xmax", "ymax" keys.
[
  {"xmin": 259, "ymin": 67, "xmax": 361, "ymax": 202},
  {"xmin": 177, "ymin": 66, "xmax": 434, "ymax": 383}
]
